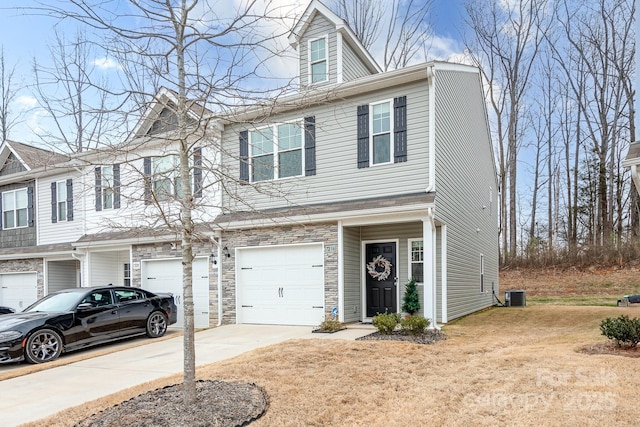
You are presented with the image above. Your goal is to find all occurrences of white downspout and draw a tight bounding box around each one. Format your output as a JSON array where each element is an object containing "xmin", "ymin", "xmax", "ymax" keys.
[
  {"xmin": 425, "ymin": 65, "xmax": 436, "ymax": 193},
  {"xmin": 217, "ymin": 239, "xmax": 223, "ymax": 327}
]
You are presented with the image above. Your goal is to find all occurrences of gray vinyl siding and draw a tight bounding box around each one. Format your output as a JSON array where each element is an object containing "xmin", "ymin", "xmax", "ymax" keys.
[
  {"xmin": 299, "ymin": 13, "xmax": 337, "ymax": 87},
  {"xmin": 0, "ymin": 181, "xmax": 36, "ymax": 248},
  {"xmin": 433, "ymin": 68, "xmax": 499, "ymax": 321},
  {"xmin": 357, "ymin": 221, "xmax": 424, "ymax": 316},
  {"xmin": 343, "ymin": 226, "xmax": 361, "ymax": 322},
  {"xmin": 223, "ymin": 80, "xmax": 430, "ymax": 211},
  {"xmin": 47, "ymin": 260, "xmax": 79, "ymax": 293},
  {"xmin": 342, "ymin": 39, "xmax": 373, "ymax": 82}
]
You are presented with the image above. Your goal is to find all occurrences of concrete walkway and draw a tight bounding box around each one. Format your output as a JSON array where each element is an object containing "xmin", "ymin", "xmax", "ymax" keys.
[{"xmin": 1, "ymin": 324, "xmax": 374, "ymax": 426}]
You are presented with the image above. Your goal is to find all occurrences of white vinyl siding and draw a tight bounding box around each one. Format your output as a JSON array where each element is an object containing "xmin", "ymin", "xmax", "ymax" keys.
[
  {"xmin": 2, "ymin": 188, "xmax": 27, "ymax": 229},
  {"xmin": 223, "ymin": 80, "xmax": 429, "ymax": 212},
  {"xmin": 433, "ymin": 68, "xmax": 499, "ymax": 321},
  {"xmin": 47, "ymin": 260, "xmax": 79, "ymax": 294},
  {"xmin": 37, "ymin": 174, "xmax": 83, "ymax": 245},
  {"xmin": 89, "ymin": 250, "xmax": 130, "ymax": 287}
]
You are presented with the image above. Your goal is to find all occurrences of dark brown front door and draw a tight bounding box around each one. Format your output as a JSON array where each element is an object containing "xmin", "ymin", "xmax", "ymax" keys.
[{"xmin": 365, "ymin": 242, "xmax": 397, "ymax": 317}]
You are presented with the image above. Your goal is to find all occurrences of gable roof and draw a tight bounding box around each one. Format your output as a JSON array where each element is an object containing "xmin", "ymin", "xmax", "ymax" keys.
[
  {"xmin": 128, "ymin": 87, "xmax": 213, "ymax": 141},
  {"xmin": 288, "ymin": 0, "xmax": 381, "ymax": 74},
  {"xmin": 0, "ymin": 140, "xmax": 69, "ymax": 173}
]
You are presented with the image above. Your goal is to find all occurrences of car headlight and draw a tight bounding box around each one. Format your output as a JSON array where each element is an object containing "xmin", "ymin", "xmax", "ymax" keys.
[{"xmin": 0, "ymin": 331, "xmax": 23, "ymax": 342}]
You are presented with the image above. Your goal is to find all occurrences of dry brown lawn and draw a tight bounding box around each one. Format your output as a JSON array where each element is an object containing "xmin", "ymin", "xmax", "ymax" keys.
[{"xmin": 26, "ymin": 305, "xmax": 640, "ymax": 427}]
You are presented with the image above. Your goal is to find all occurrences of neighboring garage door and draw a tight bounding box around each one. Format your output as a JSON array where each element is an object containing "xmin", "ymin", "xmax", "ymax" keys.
[
  {"xmin": 0, "ymin": 272, "xmax": 38, "ymax": 312},
  {"xmin": 141, "ymin": 258, "xmax": 210, "ymax": 328},
  {"xmin": 237, "ymin": 244, "xmax": 324, "ymax": 326}
]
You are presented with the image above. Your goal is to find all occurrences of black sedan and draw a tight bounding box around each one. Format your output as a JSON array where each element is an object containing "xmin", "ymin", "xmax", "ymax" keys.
[
  {"xmin": 0, "ymin": 286, "xmax": 177, "ymax": 364},
  {"xmin": 0, "ymin": 306, "xmax": 15, "ymax": 315}
]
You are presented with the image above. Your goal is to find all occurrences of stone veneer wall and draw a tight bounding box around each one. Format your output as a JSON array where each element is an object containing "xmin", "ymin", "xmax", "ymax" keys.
[
  {"xmin": 0, "ymin": 258, "xmax": 44, "ymax": 298},
  {"xmin": 220, "ymin": 222, "xmax": 339, "ymax": 324},
  {"xmin": 131, "ymin": 240, "xmax": 219, "ymax": 324}
]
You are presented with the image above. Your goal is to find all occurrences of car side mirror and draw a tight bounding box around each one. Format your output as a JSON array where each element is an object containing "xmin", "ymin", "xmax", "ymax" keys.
[{"xmin": 77, "ymin": 302, "xmax": 94, "ymax": 311}]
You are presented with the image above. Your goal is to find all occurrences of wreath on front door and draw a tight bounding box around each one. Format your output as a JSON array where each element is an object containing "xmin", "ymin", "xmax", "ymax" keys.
[{"xmin": 367, "ymin": 255, "xmax": 392, "ymax": 281}]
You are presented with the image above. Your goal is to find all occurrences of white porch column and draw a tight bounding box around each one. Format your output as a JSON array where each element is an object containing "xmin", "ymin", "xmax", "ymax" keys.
[
  {"xmin": 423, "ymin": 209, "xmax": 437, "ymax": 328},
  {"xmin": 337, "ymin": 220, "xmax": 344, "ymax": 322}
]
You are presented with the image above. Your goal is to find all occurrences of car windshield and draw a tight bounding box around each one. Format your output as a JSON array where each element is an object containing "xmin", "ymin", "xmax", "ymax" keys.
[{"xmin": 24, "ymin": 291, "xmax": 84, "ymax": 313}]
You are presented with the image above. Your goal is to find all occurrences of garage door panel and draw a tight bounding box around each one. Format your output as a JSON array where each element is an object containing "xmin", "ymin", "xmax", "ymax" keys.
[
  {"xmin": 142, "ymin": 258, "xmax": 209, "ymax": 329},
  {"xmin": 237, "ymin": 244, "xmax": 325, "ymax": 326},
  {"xmin": 0, "ymin": 273, "xmax": 38, "ymax": 312}
]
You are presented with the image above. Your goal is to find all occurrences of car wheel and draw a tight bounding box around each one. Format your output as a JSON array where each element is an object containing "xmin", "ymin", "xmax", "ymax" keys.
[
  {"xmin": 24, "ymin": 329, "xmax": 63, "ymax": 364},
  {"xmin": 146, "ymin": 311, "xmax": 168, "ymax": 338}
]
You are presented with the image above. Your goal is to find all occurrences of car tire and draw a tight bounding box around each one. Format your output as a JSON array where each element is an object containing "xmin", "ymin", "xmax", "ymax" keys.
[
  {"xmin": 24, "ymin": 329, "xmax": 63, "ymax": 364},
  {"xmin": 146, "ymin": 311, "xmax": 168, "ymax": 338}
]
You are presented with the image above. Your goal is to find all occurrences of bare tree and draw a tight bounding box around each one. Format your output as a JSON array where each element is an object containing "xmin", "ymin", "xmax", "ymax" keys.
[
  {"xmin": 32, "ymin": 30, "xmax": 113, "ymax": 152},
  {"xmin": 465, "ymin": 0, "xmax": 550, "ymax": 262},
  {"xmin": 332, "ymin": 0, "xmax": 434, "ymax": 70},
  {"xmin": 39, "ymin": 0, "xmax": 290, "ymax": 404},
  {"xmin": 0, "ymin": 46, "xmax": 20, "ymax": 142}
]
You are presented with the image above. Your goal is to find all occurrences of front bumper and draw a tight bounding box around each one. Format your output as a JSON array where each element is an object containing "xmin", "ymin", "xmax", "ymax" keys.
[{"xmin": 0, "ymin": 340, "xmax": 25, "ymax": 364}]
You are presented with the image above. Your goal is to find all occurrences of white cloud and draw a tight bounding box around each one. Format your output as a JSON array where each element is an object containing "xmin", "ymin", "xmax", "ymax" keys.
[
  {"xmin": 93, "ymin": 57, "xmax": 120, "ymax": 70},
  {"xmin": 15, "ymin": 95, "xmax": 38, "ymax": 109}
]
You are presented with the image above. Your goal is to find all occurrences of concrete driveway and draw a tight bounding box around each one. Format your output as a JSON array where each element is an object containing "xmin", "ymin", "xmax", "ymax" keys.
[{"xmin": 0, "ymin": 324, "xmax": 373, "ymax": 426}]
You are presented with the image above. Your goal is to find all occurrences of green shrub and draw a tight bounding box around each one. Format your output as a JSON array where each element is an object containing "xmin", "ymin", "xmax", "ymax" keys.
[
  {"xmin": 400, "ymin": 315, "xmax": 430, "ymax": 335},
  {"xmin": 402, "ymin": 278, "xmax": 421, "ymax": 315},
  {"xmin": 317, "ymin": 318, "xmax": 345, "ymax": 332},
  {"xmin": 372, "ymin": 311, "xmax": 401, "ymax": 334},
  {"xmin": 600, "ymin": 315, "xmax": 640, "ymax": 348}
]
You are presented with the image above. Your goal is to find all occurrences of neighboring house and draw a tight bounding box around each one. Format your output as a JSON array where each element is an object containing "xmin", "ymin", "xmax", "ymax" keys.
[
  {"xmin": 213, "ymin": 0, "xmax": 499, "ymax": 327},
  {"xmin": 623, "ymin": 142, "xmax": 640, "ymax": 195},
  {"xmin": 0, "ymin": 140, "xmax": 77, "ymax": 311}
]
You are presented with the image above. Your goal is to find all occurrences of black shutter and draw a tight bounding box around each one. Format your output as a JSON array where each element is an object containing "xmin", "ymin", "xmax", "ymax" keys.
[
  {"xmin": 95, "ymin": 167, "xmax": 102, "ymax": 211},
  {"xmin": 394, "ymin": 96, "xmax": 407, "ymax": 163},
  {"xmin": 27, "ymin": 186, "xmax": 34, "ymax": 227},
  {"xmin": 304, "ymin": 116, "xmax": 316, "ymax": 176},
  {"xmin": 357, "ymin": 105, "xmax": 369, "ymax": 168},
  {"xmin": 239, "ymin": 130, "xmax": 249, "ymax": 182},
  {"xmin": 0, "ymin": 192, "xmax": 3, "ymax": 229},
  {"xmin": 66, "ymin": 179, "xmax": 73, "ymax": 221},
  {"xmin": 113, "ymin": 164, "xmax": 121, "ymax": 209},
  {"xmin": 143, "ymin": 157, "xmax": 152, "ymax": 205},
  {"xmin": 193, "ymin": 148, "xmax": 203, "ymax": 198},
  {"xmin": 51, "ymin": 182, "xmax": 57, "ymax": 223}
]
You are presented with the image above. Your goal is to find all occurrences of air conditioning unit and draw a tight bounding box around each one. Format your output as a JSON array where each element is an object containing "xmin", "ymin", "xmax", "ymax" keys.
[{"xmin": 505, "ymin": 290, "xmax": 526, "ymax": 307}]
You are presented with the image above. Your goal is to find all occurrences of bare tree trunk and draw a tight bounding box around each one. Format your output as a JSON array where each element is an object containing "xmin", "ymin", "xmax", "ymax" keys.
[{"xmin": 0, "ymin": 47, "xmax": 19, "ymax": 142}]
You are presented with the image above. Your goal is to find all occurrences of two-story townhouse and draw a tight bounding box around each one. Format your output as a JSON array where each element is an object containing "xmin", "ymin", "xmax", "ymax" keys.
[
  {"xmin": 68, "ymin": 88, "xmax": 222, "ymax": 328},
  {"xmin": 211, "ymin": 0, "xmax": 499, "ymax": 327},
  {"xmin": 0, "ymin": 140, "xmax": 81, "ymax": 311}
]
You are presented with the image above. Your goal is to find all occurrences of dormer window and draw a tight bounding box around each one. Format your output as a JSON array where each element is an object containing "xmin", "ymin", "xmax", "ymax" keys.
[{"xmin": 309, "ymin": 36, "xmax": 328, "ymax": 83}]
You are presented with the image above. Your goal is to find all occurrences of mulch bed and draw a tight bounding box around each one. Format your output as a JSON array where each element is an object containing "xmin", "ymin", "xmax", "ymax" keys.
[
  {"xmin": 578, "ymin": 342, "xmax": 640, "ymax": 358},
  {"xmin": 356, "ymin": 329, "xmax": 446, "ymax": 345},
  {"xmin": 75, "ymin": 380, "xmax": 268, "ymax": 427}
]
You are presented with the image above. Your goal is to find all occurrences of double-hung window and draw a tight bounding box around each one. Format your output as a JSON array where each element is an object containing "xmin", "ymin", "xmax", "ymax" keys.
[
  {"xmin": 2, "ymin": 189, "xmax": 27, "ymax": 229},
  {"xmin": 371, "ymin": 100, "xmax": 392, "ymax": 165},
  {"xmin": 409, "ymin": 239, "xmax": 424, "ymax": 283},
  {"xmin": 309, "ymin": 37, "xmax": 328, "ymax": 83},
  {"xmin": 250, "ymin": 122, "xmax": 304, "ymax": 182},
  {"xmin": 153, "ymin": 155, "xmax": 180, "ymax": 201},
  {"xmin": 102, "ymin": 166, "xmax": 114, "ymax": 209},
  {"xmin": 56, "ymin": 180, "xmax": 67, "ymax": 222}
]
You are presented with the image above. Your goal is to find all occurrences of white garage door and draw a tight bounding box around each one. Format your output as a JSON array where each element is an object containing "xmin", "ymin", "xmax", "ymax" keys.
[
  {"xmin": 0, "ymin": 272, "xmax": 38, "ymax": 312},
  {"xmin": 237, "ymin": 244, "xmax": 324, "ymax": 326},
  {"xmin": 141, "ymin": 258, "xmax": 210, "ymax": 328}
]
